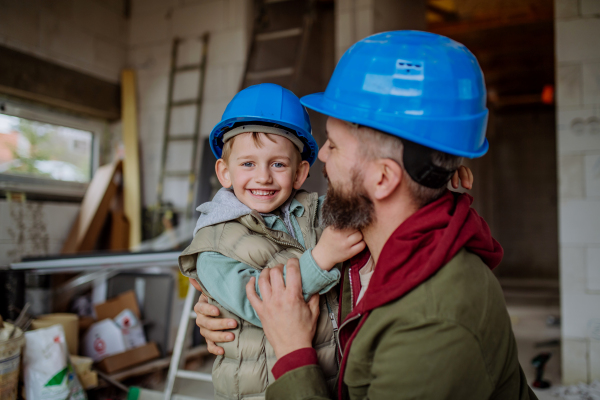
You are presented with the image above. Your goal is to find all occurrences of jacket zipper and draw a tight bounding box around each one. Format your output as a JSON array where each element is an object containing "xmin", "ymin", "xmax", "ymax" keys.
[
  {"xmin": 348, "ymin": 267, "xmax": 355, "ymax": 312},
  {"xmin": 325, "ymin": 294, "xmax": 340, "ymax": 366}
]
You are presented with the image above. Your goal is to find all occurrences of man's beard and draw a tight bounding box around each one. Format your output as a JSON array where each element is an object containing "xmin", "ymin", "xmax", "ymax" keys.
[{"xmin": 321, "ymin": 166, "xmax": 375, "ymax": 230}]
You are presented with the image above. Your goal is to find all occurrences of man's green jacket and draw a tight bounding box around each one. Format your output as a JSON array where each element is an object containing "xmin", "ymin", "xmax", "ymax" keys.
[{"xmin": 266, "ymin": 192, "xmax": 538, "ymax": 400}]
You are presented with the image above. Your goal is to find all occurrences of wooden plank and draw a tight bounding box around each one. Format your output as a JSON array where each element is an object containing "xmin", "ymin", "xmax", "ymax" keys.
[
  {"xmin": 0, "ymin": 45, "xmax": 120, "ymax": 120},
  {"xmin": 121, "ymin": 70, "xmax": 142, "ymax": 248},
  {"xmin": 62, "ymin": 160, "xmax": 122, "ymax": 253}
]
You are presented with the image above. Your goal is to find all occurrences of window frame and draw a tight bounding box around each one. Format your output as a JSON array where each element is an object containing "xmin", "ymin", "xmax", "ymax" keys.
[{"xmin": 0, "ymin": 97, "xmax": 106, "ymax": 200}]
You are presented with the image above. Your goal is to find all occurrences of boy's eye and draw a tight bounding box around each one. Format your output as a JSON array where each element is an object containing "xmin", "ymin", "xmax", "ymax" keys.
[
  {"xmin": 272, "ymin": 162, "xmax": 285, "ymax": 168},
  {"xmin": 241, "ymin": 162, "xmax": 254, "ymax": 167}
]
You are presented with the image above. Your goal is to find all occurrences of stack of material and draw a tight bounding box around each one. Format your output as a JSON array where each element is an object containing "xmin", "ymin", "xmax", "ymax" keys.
[{"xmin": 70, "ymin": 355, "xmax": 97, "ymax": 389}]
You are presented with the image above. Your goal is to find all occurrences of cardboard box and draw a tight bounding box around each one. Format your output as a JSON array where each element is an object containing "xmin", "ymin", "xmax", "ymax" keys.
[
  {"xmin": 94, "ymin": 291, "xmax": 140, "ymax": 320},
  {"xmin": 88, "ymin": 290, "xmax": 159, "ymax": 373},
  {"xmin": 96, "ymin": 342, "xmax": 160, "ymax": 374}
]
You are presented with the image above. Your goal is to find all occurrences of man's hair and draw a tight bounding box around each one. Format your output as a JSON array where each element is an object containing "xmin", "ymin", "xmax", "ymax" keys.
[
  {"xmin": 221, "ymin": 131, "xmax": 301, "ymax": 163},
  {"xmin": 346, "ymin": 123, "xmax": 463, "ymax": 208}
]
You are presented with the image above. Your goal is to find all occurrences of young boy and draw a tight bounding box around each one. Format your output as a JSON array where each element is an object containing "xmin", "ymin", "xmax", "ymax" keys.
[{"xmin": 179, "ymin": 83, "xmax": 363, "ymax": 399}]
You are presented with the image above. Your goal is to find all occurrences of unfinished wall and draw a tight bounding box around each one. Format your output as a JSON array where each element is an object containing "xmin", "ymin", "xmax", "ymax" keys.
[
  {"xmin": 0, "ymin": 0, "xmax": 127, "ymax": 84},
  {"xmin": 0, "ymin": 200, "xmax": 79, "ymax": 265},
  {"xmin": 335, "ymin": 0, "xmax": 426, "ymax": 61},
  {"xmin": 127, "ymin": 0, "xmax": 251, "ymax": 209},
  {"xmin": 555, "ymin": 0, "xmax": 600, "ymax": 384}
]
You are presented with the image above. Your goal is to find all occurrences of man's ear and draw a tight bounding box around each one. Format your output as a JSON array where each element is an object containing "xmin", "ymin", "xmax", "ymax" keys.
[
  {"xmin": 293, "ymin": 160, "xmax": 310, "ymax": 189},
  {"xmin": 372, "ymin": 159, "xmax": 403, "ymax": 201},
  {"xmin": 215, "ymin": 159, "xmax": 232, "ymax": 188}
]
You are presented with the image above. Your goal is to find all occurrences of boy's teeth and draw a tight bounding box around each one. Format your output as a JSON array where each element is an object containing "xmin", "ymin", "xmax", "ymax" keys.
[{"xmin": 251, "ymin": 190, "xmax": 275, "ymax": 196}]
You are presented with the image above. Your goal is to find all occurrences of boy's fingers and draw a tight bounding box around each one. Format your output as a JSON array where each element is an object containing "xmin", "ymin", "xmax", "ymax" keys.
[
  {"xmin": 350, "ymin": 240, "xmax": 366, "ymax": 254},
  {"xmin": 451, "ymin": 170, "xmax": 459, "ymax": 189},
  {"xmin": 468, "ymin": 167, "xmax": 474, "ymax": 186},
  {"xmin": 347, "ymin": 231, "xmax": 363, "ymax": 245}
]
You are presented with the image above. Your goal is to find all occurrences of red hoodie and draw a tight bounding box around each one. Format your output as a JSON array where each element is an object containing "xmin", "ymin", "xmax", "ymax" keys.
[{"xmin": 272, "ymin": 191, "xmax": 504, "ymax": 395}]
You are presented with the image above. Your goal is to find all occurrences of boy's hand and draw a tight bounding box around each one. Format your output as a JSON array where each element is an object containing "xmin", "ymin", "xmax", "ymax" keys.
[
  {"xmin": 311, "ymin": 227, "xmax": 366, "ymax": 271},
  {"xmin": 451, "ymin": 165, "xmax": 474, "ymax": 190}
]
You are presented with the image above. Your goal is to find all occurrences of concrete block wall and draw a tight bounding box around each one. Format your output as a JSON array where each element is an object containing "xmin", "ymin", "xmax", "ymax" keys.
[
  {"xmin": 127, "ymin": 0, "xmax": 250, "ymax": 207},
  {"xmin": 555, "ymin": 0, "xmax": 600, "ymax": 384},
  {"xmin": 0, "ymin": 0, "xmax": 127, "ymax": 84},
  {"xmin": 0, "ymin": 200, "xmax": 79, "ymax": 264},
  {"xmin": 335, "ymin": 0, "xmax": 425, "ymax": 62}
]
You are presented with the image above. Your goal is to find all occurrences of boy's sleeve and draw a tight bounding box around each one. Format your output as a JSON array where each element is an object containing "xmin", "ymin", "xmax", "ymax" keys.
[
  {"xmin": 197, "ymin": 251, "xmax": 264, "ymax": 327},
  {"xmin": 294, "ymin": 250, "xmax": 340, "ymax": 297},
  {"xmin": 197, "ymin": 250, "xmax": 340, "ymax": 327}
]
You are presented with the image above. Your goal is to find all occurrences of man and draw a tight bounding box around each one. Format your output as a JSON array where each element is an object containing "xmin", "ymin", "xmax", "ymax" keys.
[{"xmin": 194, "ymin": 31, "xmax": 537, "ymax": 399}]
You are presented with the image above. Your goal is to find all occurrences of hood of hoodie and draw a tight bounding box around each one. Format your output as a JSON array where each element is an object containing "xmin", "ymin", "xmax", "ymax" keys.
[
  {"xmin": 193, "ymin": 188, "xmax": 252, "ymax": 236},
  {"xmin": 193, "ymin": 187, "xmax": 299, "ymax": 238},
  {"xmin": 352, "ymin": 190, "xmax": 504, "ymax": 316}
]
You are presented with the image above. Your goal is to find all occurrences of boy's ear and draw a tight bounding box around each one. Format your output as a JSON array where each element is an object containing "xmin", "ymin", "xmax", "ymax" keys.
[
  {"xmin": 293, "ymin": 160, "xmax": 310, "ymax": 189},
  {"xmin": 215, "ymin": 159, "xmax": 232, "ymax": 188}
]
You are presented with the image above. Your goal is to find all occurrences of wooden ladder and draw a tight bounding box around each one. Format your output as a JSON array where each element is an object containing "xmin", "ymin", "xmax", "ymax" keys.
[
  {"xmin": 153, "ymin": 34, "xmax": 210, "ymax": 236},
  {"xmin": 240, "ymin": 0, "xmax": 316, "ymax": 92}
]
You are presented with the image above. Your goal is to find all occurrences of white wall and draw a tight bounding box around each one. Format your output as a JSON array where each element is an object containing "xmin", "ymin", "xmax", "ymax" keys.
[
  {"xmin": 0, "ymin": 200, "xmax": 79, "ymax": 265},
  {"xmin": 555, "ymin": 0, "xmax": 600, "ymax": 384},
  {"xmin": 0, "ymin": 0, "xmax": 127, "ymax": 83},
  {"xmin": 128, "ymin": 0, "xmax": 250, "ymax": 208}
]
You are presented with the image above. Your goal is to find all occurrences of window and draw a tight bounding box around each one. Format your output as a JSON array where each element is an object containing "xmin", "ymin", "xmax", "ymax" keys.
[
  {"xmin": 0, "ymin": 99, "xmax": 104, "ymax": 199},
  {"xmin": 0, "ymin": 114, "xmax": 93, "ymax": 182}
]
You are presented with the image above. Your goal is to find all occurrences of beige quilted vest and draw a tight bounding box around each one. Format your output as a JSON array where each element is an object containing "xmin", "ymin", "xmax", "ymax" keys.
[{"xmin": 179, "ymin": 191, "xmax": 339, "ymax": 400}]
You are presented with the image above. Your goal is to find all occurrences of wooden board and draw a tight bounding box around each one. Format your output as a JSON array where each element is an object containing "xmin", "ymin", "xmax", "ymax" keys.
[
  {"xmin": 62, "ymin": 160, "xmax": 122, "ymax": 253},
  {"xmin": 121, "ymin": 69, "xmax": 142, "ymax": 249}
]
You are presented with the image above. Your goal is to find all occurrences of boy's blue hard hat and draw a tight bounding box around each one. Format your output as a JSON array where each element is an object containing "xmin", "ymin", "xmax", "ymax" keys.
[
  {"xmin": 210, "ymin": 83, "xmax": 318, "ymax": 165},
  {"xmin": 301, "ymin": 31, "xmax": 489, "ymax": 158}
]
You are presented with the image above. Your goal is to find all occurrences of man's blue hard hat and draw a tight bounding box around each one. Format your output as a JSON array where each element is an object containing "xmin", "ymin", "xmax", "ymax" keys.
[
  {"xmin": 210, "ymin": 83, "xmax": 318, "ymax": 165},
  {"xmin": 301, "ymin": 31, "xmax": 489, "ymax": 158}
]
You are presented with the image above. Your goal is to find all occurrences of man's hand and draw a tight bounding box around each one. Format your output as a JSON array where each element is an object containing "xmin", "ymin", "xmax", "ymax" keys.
[
  {"xmin": 189, "ymin": 278, "xmax": 237, "ymax": 356},
  {"xmin": 311, "ymin": 227, "xmax": 365, "ymax": 271},
  {"xmin": 451, "ymin": 165, "xmax": 474, "ymax": 190},
  {"xmin": 246, "ymin": 259, "xmax": 320, "ymax": 359}
]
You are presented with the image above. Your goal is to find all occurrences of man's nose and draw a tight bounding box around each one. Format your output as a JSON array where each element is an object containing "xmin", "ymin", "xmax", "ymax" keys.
[{"xmin": 318, "ymin": 140, "xmax": 329, "ymax": 162}]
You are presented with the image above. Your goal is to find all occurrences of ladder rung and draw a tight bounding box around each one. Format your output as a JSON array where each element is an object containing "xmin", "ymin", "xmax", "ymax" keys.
[
  {"xmin": 175, "ymin": 370, "xmax": 213, "ymax": 382},
  {"xmin": 264, "ymin": 0, "xmax": 296, "ymax": 4},
  {"xmin": 246, "ymin": 67, "xmax": 294, "ymax": 80},
  {"xmin": 256, "ymin": 28, "xmax": 303, "ymax": 41},
  {"xmin": 176, "ymin": 64, "xmax": 203, "ymax": 72},
  {"xmin": 172, "ymin": 99, "xmax": 199, "ymax": 107},
  {"xmin": 164, "ymin": 171, "xmax": 192, "ymax": 178},
  {"xmin": 189, "ymin": 311, "xmax": 196, "ymax": 319},
  {"xmin": 167, "ymin": 135, "xmax": 195, "ymax": 142}
]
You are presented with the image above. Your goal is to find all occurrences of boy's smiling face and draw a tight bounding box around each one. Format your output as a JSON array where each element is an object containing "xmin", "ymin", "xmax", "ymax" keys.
[{"xmin": 215, "ymin": 132, "xmax": 310, "ymax": 213}]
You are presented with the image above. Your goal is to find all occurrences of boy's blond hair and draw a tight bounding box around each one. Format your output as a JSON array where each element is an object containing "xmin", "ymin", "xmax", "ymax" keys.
[{"xmin": 221, "ymin": 131, "xmax": 302, "ymax": 165}]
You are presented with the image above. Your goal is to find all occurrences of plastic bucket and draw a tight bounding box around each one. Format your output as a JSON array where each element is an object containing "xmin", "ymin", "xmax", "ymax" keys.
[{"xmin": 0, "ymin": 323, "xmax": 25, "ymax": 400}]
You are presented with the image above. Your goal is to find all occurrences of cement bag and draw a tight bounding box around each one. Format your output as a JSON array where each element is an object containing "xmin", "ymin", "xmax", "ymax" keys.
[{"xmin": 23, "ymin": 324, "xmax": 86, "ymax": 400}]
